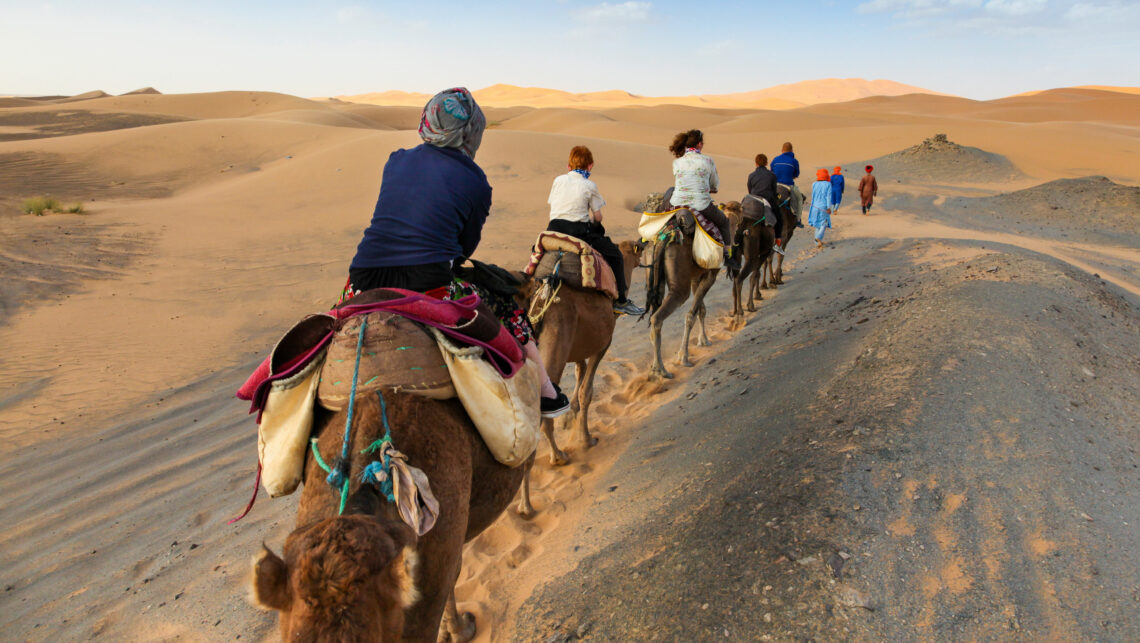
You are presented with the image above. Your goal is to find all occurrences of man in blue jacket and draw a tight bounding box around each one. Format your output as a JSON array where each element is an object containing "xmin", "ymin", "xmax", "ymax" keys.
[{"xmin": 770, "ymin": 142, "xmax": 804, "ymax": 227}]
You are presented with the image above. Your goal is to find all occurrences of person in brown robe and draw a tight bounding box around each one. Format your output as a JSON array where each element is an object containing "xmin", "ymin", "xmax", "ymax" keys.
[{"xmin": 858, "ymin": 165, "xmax": 878, "ymax": 215}]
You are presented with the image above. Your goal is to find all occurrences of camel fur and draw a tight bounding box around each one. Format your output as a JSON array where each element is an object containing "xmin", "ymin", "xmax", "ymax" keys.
[{"xmin": 252, "ymin": 393, "xmax": 527, "ymax": 642}]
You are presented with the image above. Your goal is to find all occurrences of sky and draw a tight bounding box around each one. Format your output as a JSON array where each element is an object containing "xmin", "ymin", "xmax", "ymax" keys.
[{"xmin": 1, "ymin": 0, "xmax": 1138, "ymax": 100}]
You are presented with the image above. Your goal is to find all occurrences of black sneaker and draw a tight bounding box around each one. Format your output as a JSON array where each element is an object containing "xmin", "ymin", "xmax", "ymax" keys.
[
  {"xmin": 614, "ymin": 298, "xmax": 645, "ymax": 316},
  {"xmin": 540, "ymin": 386, "xmax": 571, "ymax": 418}
]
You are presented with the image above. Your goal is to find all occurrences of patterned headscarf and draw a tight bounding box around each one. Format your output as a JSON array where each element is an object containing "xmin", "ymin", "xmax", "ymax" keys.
[{"xmin": 418, "ymin": 87, "xmax": 486, "ymax": 159}]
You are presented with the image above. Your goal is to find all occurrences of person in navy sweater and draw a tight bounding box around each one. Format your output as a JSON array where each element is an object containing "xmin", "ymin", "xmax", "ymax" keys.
[
  {"xmin": 347, "ymin": 87, "xmax": 570, "ymax": 417},
  {"xmin": 770, "ymin": 142, "xmax": 804, "ymax": 227}
]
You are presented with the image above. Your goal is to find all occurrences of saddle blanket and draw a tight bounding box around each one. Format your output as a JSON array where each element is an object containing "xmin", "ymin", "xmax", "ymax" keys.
[
  {"xmin": 523, "ymin": 232, "xmax": 618, "ymax": 299},
  {"xmin": 237, "ymin": 288, "xmax": 525, "ymax": 420},
  {"xmin": 638, "ymin": 207, "xmax": 725, "ymax": 245}
]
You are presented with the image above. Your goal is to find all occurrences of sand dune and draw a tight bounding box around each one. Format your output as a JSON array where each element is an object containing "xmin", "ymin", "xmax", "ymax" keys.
[
  {"xmin": 336, "ymin": 78, "xmax": 947, "ymax": 110},
  {"xmin": 0, "ymin": 84, "xmax": 1138, "ymax": 641}
]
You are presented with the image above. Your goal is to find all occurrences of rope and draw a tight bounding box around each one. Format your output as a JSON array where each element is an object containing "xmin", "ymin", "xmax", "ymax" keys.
[
  {"xmin": 360, "ymin": 390, "xmax": 396, "ymax": 503},
  {"xmin": 527, "ymin": 278, "xmax": 563, "ymax": 326},
  {"xmin": 324, "ymin": 315, "xmax": 368, "ymax": 515}
]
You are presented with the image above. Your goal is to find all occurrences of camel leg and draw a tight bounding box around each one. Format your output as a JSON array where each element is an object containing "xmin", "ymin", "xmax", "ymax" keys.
[
  {"xmin": 774, "ymin": 251, "xmax": 786, "ymax": 285},
  {"xmin": 760, "ymin": 256, "xmax": 771, "ymax": 290},
  {"xmin": 574, "ymin": 350, "xmax": 607, "ymax": 448},
  {"xmin": 731, "ymin": 273, "xmax": 745, "ymax": 320},
  {"xmin": 748, "ymin": 268, "xmax": 761, "ymax": 311},
  {"xmin": 650, "ymin": 288, "xmax": 688, "ymax": 379},
  {"xmin": 438, "ymin": 589, "xmax": 476, "ymax": 643},
  {"xmin": 675, "ymin": 273, "xmax": 714, "ymax": 365},
  {"xmin": 695, "ymin": 275, "xmax": 714, "ymax": 347},
  {"xmin": 516, "ymin": 459, "xmax": 536, "ymax": 518},
  {"xmin": 540, "ymin": 416, "xmax": 568, "ymax": 466}
]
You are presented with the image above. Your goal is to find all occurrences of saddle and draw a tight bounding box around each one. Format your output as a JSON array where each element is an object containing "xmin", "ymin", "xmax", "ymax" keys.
[
  {"xmin": 237, "ymin": 287, "xmax": 525, "ymax": 417},
  {"xmin": 524, "ymin": 232, "xmax": 619, "ymax": 299}
]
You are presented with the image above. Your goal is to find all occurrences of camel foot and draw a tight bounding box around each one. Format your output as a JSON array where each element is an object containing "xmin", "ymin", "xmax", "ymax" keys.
[
  {"xmin": 650, "ymin": 366, "xmax": 674, "ymax": 380},
  {"xmin": 674, "ymin": 358, "xmax": 694, "ymax": 368},
  {"xmin": 516, "ymin": 500, "xmax": 536, "ymax": 520},
  {"xmin": 746, "ymin": 303, "xmax": 757, "ymax": 312},
  {"xmin": 439, "ymin": 611, "xmax": 477, "ymax": 643},
  {"xmin": 582, "ymin": 434, "xmax": 598, "ymax": 448},
  {"xmin": 549, "ymin": 449, "xmax": 570, "ymax": 466},
  {"xmin": 697, "ymin": 338, "xmax": 712, "ymax": 348}
]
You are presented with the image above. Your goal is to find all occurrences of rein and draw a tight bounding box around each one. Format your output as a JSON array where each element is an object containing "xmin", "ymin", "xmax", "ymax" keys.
[{"xmin": 311, "ymin": 315, "xmax": 398, "ymax": 515}]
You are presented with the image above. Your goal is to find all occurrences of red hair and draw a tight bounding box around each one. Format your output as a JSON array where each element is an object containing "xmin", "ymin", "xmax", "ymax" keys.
[{"xmin": 568, "ymin": 146, "xmax": 593, "ymax": 170}]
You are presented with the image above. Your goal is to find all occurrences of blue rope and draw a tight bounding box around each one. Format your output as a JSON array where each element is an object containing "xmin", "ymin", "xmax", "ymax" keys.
[
  {"xmin": 326, "ymin": 316, "xmax": 368, "ymax": 514},
  {"xmin": 360, "ymin": 390, "xmax": 396, "ymax": 504}
]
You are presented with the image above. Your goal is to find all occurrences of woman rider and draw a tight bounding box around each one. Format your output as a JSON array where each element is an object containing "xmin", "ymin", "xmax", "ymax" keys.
[
  {"xmin": 662, "ymin": 129, "xmax": 737, "ymax": 271},
  {"xmin": 344, "ymin": 87, "xmax": 570, "ymax": 418}
]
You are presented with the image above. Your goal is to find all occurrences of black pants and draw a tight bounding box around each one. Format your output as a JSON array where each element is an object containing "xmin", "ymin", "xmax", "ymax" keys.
[
  {"xmin": 545, "ymin": 219, "xmax": 628, "ymax": 300},
  {"xmin": 348, "ymin": 261, "xmax": 453, "ymax": 293}
]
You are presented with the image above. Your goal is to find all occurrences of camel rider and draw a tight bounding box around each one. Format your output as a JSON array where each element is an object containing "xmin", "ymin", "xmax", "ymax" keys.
[
  {"xmin": 546, "ymin": 146, "xmax": 645, "ymax": 316},
  {"xmin": 346, "ymin": 87, "xmax": 571, "ymax": 418},
  {"xmin": 664, "ymin": 129, "xmax": 738, "ymax": 271},
  {"xmin": 771, "ymin": 141, "xmax": 805, "ymax": 228},
  {"xmin": 742, "ymin": 153, "xmax": 785, "ymax": 256}
]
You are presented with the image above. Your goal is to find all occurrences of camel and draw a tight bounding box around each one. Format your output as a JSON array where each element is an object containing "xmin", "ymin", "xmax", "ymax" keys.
[
  {"xmin": 725, "ymin": 200, "xmax": 773, "ymax": 320},
  {"xmin": 644, "ymin": 207, "xmax": 724, "ymax": 379},
  {"xmin": 252, "ymin": 392, "xmax": 527, "ymax": 642},
  {"xmin": 515, "ymin": 240, "xmax": 641, "ymax": 517},
  {"xmin": 760, "ymin": 184, "xmax": 799, "ymax": 290}
]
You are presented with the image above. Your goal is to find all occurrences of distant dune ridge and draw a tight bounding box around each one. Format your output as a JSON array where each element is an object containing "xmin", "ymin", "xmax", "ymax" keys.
[
  {"xmin": 334, "ymin": 78, "xmax": 948, "ymax": 110},
  {"xmin": 863, "ymin": 133, "xmax": 1023, "ymax": 184}
]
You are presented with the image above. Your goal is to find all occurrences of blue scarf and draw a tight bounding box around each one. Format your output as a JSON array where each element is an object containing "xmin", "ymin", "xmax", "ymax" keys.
[{"xmin": 572, "ymin": 168, "xmax": 591, "ymax": 179}]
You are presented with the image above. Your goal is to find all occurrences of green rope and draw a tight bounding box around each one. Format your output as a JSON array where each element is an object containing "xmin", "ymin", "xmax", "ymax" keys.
[
  {"xmin": 309, "ymin": 438, "xmax": 350, "ymax": 515},
  {"xmin": 310, "ymin": 437, "xmax": 331, "ymax": 472}
]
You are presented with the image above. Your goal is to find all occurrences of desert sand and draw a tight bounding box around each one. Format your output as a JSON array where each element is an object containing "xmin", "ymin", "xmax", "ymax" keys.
[{"xmin": 1, "ymin": 83, "xmax": 1138, "ymax": 641}]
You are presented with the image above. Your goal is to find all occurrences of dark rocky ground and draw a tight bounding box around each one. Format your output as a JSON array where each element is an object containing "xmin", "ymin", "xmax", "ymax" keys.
[
  {"xmin": 886, "ymin": 175, "xmax": 1140, "ymax": 248},
  {"xmin": 864, "ymin": 134, "xmax": 1024, "ymax": 185},
  {"xmin": 512, "ymin": 237, "xmax": 1140, "ymax": 642}
]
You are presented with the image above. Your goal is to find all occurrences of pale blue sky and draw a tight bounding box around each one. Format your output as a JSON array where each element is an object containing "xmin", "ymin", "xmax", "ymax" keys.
[{"xmin": 2, "ymin": 0, "xmax": 1137, "ymax": 99}]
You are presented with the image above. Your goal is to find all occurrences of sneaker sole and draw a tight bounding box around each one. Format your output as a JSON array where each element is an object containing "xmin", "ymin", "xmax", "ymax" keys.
[{"xmin": 541, "ymin": 406, "xmax": 572, "ymax": 419}]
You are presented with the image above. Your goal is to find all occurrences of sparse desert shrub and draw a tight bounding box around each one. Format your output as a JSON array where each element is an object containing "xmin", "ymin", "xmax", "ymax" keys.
[
  {"xmin": 21, "ymin": 196, "xmax": 61, "ymax": 216},
  {"xmin": 65, "ymin": 202, "xmax": 85, "ymax": 214}
]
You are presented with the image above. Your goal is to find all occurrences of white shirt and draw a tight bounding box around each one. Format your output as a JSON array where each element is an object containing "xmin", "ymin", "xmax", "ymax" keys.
[
  {"xmin": 548, "ymin": 171, "xmax": 605, "ymax": 223},
  {"xmin": 671, "ymin": 151, "xmax": 719, "ymax": 211}
]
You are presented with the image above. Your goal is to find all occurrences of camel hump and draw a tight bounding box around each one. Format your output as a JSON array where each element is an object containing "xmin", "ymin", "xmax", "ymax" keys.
[{"xmin": 318, "ymin": 311, "xmax": 455, "ymax": 411}]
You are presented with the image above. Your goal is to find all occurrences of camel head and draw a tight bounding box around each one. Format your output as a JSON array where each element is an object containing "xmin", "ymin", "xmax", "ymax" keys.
[
  {"xmin": 252, "ymin": 515, "xmax": 418, "ymax": 643},
  {"xmin": 618, "ymin": 240, "xmax": 644, "ymax": 284},
  {"xmin": 721, "ymin": 201, "xmax": 743, "ymax": 237}
]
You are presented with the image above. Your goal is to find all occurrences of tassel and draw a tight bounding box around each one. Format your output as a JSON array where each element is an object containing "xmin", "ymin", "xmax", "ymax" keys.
[{"xmin": 327, "ymin": 457, "xmax": 350, "ymax": 489}]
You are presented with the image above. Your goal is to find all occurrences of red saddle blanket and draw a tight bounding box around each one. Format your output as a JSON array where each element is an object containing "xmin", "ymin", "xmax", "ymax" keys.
[
  {"xmin": 523, "ymin": 232, "xmax": 619, "ymax": 299},
  {"xmin": 236, "ymin": 288, "xmax": 525, "ymax": 420}
]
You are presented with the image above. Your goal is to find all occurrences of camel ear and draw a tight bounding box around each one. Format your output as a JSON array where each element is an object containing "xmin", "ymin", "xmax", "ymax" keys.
[
  {"xmin": 391, "ymin": 546, "xmax": 420, "ymax": 608},
  {"xmin": 251, "ymin": 544, "xmax": 291, "ymax": 610}
]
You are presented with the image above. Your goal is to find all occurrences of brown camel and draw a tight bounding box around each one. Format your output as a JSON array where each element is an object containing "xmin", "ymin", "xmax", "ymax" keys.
[
  {"xmin": 252, "ymin": 392, "xmax": 527, "ymax": 642},
  {"xmin": 515, "ymin": 240, "xmax": 640, "ymax": 517},
  {"xmin": 761, "ymin": 184, "xmax": 798, "ymax": 290},
  {"xmin": 726, "ymin": 200, "xmax": 775, "ymax": 320},
  {"xmin": 644, "ymin": 209, "xmax": 723, "ymax": 379}
]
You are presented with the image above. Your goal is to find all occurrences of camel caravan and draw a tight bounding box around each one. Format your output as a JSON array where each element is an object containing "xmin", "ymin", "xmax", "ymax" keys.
[{"xmin": 232, "ymin": 89, "xmax": 811, "ymax": 641}]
